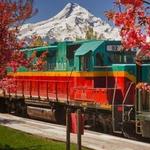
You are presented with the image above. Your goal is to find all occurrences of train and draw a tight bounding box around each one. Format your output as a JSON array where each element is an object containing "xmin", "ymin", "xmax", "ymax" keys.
[{"xmin": 0, "ymin": 40, "xmax": 150, "ymax": 139}]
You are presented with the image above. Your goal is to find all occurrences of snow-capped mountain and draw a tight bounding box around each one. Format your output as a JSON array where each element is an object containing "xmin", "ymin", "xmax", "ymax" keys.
[{"xmin": 19, "ymin": 3, "xmax": 120, "ymax": 43}]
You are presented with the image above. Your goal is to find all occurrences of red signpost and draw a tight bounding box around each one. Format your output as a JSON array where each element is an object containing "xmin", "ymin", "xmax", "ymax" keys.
[
  {"xmin": 66, "ymin": 109, "xmax": 84, "ymax": 150},
  {"xmin": 70, "ymin": 112, "xmax": 84, "ymax": 135}
]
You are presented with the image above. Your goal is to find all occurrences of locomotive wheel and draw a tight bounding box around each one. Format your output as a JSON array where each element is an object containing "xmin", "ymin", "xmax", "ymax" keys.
[
  {"xmin": 15, "ymin": 101, "xmax": 22, "ymax": 115},
  {"xmin": 5, "ymin": 99, "xmax": 11, "ymax": 113},
  {"xmin": 10, "ymin": 100, "xmax": 16, "ymax": 114},
  {"xmin": 122, "ymin": 121, "xmax": 136, "ymax": 139},
  {"xmin": 20, "ymin": 101, "xmax": 27, "ymax": 117},
  {"xmin": 55, "ymin": 106, "xmax": 66, "ymax": 124},
  {"xmin": 97, "ymin": 114, "xmax": 107, "ymax": 133},
  {"xmin": 105, "ymin": 115, "xmax": 113, "ymax": 133},
  {"xmin": 14, "ymin": 99, "xmax": 27, "ymax": 117},
  {"xmin": 84, "ymin": 110, "xmax": 112, "ymax": 133},
  {"xmin": 0, "ymin": 98, "xmax": 6, "ymax": 113}
]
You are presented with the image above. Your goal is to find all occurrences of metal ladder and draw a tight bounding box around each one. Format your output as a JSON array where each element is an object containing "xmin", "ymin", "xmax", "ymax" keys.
[
  {"xmin": 112, "ymin": 80, "xmax": 134, "ymax": 133},
  {"xmin": 112, "ymin": 78, "xmax": 122, "ymax": 133},
  {"xmin": 122, "ymin": 82, "xmax": 134, "ymax": 122},
  {"xmin": 136, "ymin": 119, "xmax": 142, "ymax": 134}
]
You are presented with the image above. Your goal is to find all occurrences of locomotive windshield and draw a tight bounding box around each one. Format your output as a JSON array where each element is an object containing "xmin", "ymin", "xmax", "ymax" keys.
[
  {"xmin": 80, "ymin": 53, "xmax": 91, "ymax": 71},
  {"xmin": 107, "ymin": 44, "xmax": 136, "ymax": 64},
  {"xmin": 67, "ymin": 44, "xmax": 80, "ymax": 67},
  {"xmin": 142, "ymin": 92, "xmax": 150, "ymax": 112},
  {"xmin": 138, "ymin": 90, "xmax": 150, "ymax": 112}
]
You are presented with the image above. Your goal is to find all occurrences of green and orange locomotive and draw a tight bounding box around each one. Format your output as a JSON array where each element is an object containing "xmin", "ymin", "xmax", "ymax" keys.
[{"xmin": 1, "ymin": 40, "xmax": 150, "ymax": 138}]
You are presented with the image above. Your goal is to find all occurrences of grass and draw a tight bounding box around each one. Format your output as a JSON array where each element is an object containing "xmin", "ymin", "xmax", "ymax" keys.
[{"xmin": 0, "ymin": 125, "xmax": 90, "ymax": 150}]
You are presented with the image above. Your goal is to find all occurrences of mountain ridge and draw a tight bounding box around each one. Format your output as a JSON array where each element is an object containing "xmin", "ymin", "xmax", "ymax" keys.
[{"xmin": 19, "ymin": 3, "xmax": 120, "ymax": 43}]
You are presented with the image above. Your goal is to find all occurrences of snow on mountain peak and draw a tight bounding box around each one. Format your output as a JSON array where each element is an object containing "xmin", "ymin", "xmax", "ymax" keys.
[
  {"xmin": 19, "ymin": 3, "xmax": 120, "ymax": 43},
  {"xmin": 66, "ymin": 2, "xmax": 79, "ymax": 8}
]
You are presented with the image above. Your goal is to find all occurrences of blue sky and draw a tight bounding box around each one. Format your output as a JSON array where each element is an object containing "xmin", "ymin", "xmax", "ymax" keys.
[{"xmin": 27, "ymin": 0, "xmax": 115, "ymax": 23}]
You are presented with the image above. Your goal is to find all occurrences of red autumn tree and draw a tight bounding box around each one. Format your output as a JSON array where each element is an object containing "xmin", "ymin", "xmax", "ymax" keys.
[
  {"xmin": 106, "ymin": 0, "xmax": 150, "ymax": 91},
  {"xmin": 106, "ymin": 0, "xmax": 150, "ymax": 57},
  {"xmin": 0, "ymin": 0, "xmax": 37, "ymax": 77},
  {"xmin": 0, "ymin": 0, "xmax": 39, "ymax": 92}
]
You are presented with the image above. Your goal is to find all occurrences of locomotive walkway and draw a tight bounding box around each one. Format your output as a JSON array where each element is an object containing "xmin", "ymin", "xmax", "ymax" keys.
[{"xmin": 0, "ymin": 113, "xmax": 150, "ymax": 150}]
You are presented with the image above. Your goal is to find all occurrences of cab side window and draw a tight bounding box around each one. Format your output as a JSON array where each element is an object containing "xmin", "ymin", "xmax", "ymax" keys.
[
  {"xmin": 95, "ymin": 53, "xmax": 103, "ymax": 66},
  {"xmin": 80, "ymin": 54, "xmax": 91, "ymax": 71}
]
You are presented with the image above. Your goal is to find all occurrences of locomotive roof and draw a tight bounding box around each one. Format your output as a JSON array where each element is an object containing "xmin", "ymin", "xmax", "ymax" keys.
[
  {"xmin": 75, "ymin": 40, "xmax": 104, "ymax": 56},
  {"xmin": 21, "ymin": 45, "xmax": 57, "ymax": 52},
  {"xmin": 21, "ymin": 40, "xmax": 121, "ymax": 53}
]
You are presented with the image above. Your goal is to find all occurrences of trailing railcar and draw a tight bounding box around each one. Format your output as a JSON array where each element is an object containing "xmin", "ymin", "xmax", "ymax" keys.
[{"xmin": 1, "ymin": 40, "xmax": 150, "ymax": 138}]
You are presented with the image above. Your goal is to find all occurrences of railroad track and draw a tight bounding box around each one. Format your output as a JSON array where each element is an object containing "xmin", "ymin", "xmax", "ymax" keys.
[{"xmin": 0, "ymin": 113, "xmax": 150, "ymax": 150}]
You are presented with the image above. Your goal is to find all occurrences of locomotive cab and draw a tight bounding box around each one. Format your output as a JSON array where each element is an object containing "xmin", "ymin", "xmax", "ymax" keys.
[
  {"xmin": 77, "ymin": 42, "xmax": 105, "ymax": 71},
  {"xmin": 136, "ymin": 63, "xmax": 150, "ymax": 138},
  {"xmin": 136, "ymin": 90, "xmax": 150, "ymax": 138}
]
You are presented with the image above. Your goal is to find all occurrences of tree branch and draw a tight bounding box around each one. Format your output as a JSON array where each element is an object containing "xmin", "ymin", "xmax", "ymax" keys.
[
  {"xmin": 143, "ymin": 0, "xmax": 150, "ymax": 5},
  {"xmin": 118, "ymin": 3, "xmax": 122, "ymax": 12}
]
